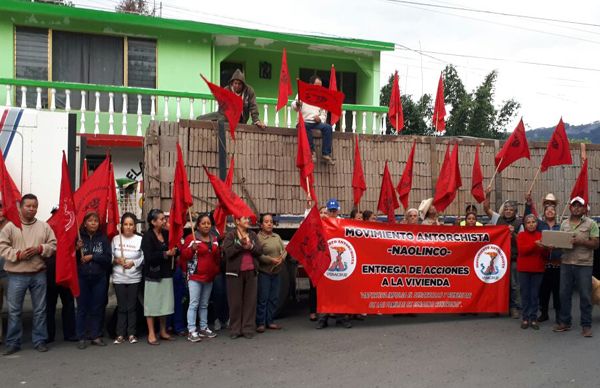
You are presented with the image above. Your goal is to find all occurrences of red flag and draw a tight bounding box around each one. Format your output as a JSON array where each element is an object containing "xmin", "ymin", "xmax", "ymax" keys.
[
  {"xmin": 0, "ymin": 152, "xmax": 22, "ymax": 229},
  {"xmin": 169, "ymin": 143, "xmax": 194, "ymax": 250},
  {"xmin": 213, "ymin": 156, "xmax": 234, "ymax": 235},
  {"xmin": 433, "ymin": 143, "xmax": 462, "ymax": 212},
  {"xmin": 285, "ymin": 205, "xmax": 331, "ymax": 286},
  {"xmin": 495, "ymin": 118, "xmax": 530, "ymax": 173},
  {"xmin": 471, "ymin": 144, "xmax": 485, "ymax": 203},
  {"xmin": 396, "ymin": 140, "xmax": 416, "ymax": 209},
  {"xmin": 540, "ymin": 118, "xmax": 572, "ymax": 172},
  {"xmin": 276, "ymin": 48, "xmax": 293, "ymax": 112},
  {"xmin": 50, "ymin": 152, "xmax": 79, "ymax": 297},
  {"xmin": 105, "ymin": 163, "xmax": 120, "ymax": 240},
  {"xmin": 296, "ymin": 115, "xmax": 317, "ymax": 202},
  {"xmin": 388, "ymin": 71, "xmax": 404, "ymax": 131},
  {"xmin": 352, "ymin": 135, "xmax": 366, "ymax": 207},
  {"xmin": 329, "ymin": 65, "xmax": 340, "ymax": 126},
  {"xmin": 72, "ymin": 156, "xmax": 110, "ymax": 228},
  {"xmin": 201, "ymin": 74, "xmax": 243, "ymax": 140},
  {"xmin": 81, "ymin": 158, "xmax": 88, "ymax": 186},
  {"xmin": 570, "ymin": 158, "xmax": 588, "ymax": 204},
  {"xmin": 377, "ymin": 161, "xmax": 400, "ymax": 223},
  {"xmin": 433, "ymin": 73, "xmax": 446, "ymax": 133},
  {"xmin": 297, "ymin": 79, "xmax": 345, "ymax": 117},
  {"xmin": 204, "ymin": 166, "xmax": 256, "ymax": 223}
]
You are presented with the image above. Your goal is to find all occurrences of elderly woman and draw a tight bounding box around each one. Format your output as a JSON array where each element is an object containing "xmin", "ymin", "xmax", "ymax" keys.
[
  {"xmin": 403, "ymin": 208, "xmax": 419, "ymax": 225},
  {"xmin": 222, "ymin": 216, "xmax": 263, "ymax": 339}
]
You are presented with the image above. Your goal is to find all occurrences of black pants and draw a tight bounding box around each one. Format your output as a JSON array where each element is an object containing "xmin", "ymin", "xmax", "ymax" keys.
[
  {"xmin": 309, "ymin": 281, "xmax": 317, "ymax": 314},
  {"xmin": 46, "ymin": 268, "xmax": 76, "ymax": 342},
  {"xmin": 114, "ymin": 283, "xmax": 141, "ymax": 337},
  {"xmin": 539, "ymin": 266, "xmax": 560, "ymax": 319}
]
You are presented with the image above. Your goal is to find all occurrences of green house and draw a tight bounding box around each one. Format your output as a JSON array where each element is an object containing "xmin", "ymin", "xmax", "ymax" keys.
[{"xmin": 0, "ymin": 0, "xmax": 394, "ymax": 136}]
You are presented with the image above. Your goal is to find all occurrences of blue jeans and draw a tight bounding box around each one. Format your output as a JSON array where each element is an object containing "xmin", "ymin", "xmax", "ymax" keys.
[
  {"xmin": 256, "ymin": 272, "xmax": 280, "ymax": 326},
  {"xmin": 6, "ymin": 272, "xmax": 48, "ymax": 348},
  {"xmin": 168, "ymin": 266, "xmax": 187, "ymax": 333},
  {"xmin": 559, "ymin": 264, "xmax": 593, "ymax": 328},
  {"xmin": 187, "ymin": 280, "xmax": 213, "ymax": 332},
  {"xmin": 76, "ymin": 274, "xmax": 108, "ymax": 340},
  {"xmin": 304, "ymin": 122, "xmax": 333, "ymax": 156},
  {"xmin": 510, "ymin": 261, "xmax": 521, "ymax": 309},
  {"xmin": 518, "ymin": 272, "xmax": 543, "ymax": 321},
  {"xmin": 211, "ymin": 272, "xmax": 229, "ymax": 323}
]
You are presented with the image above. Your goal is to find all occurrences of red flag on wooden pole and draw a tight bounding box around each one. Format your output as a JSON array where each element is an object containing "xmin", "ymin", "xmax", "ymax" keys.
[
  {"xmin": 377, "ymin": 161, "xmax": 400, "ymax": 223},
  {"xmin": 433, "ymin": 143, "xmax": 462, "ymax": 212},
  {"xmin": 297, "ymin": 79, "xmax": 345, "ymax": 117},
  {"xmin": 540, "ymin": 118, "xmax": 572, "ymax": 172},
  {"xmin": 214, "ymin": 156, "xmax": 234, "ymax": 235},
  {"xmin": 204, "ymin": 166, "xmax": 256, "ymax": 223},
  {"xmin": 352, "ymin": 135, "xmax": 366, "ymax": 208},
  {"xmin": 296, "ymin": 115, "xmax": 317, "ymax": 203},
  {"xmin": 471, "ymin": 144, "xmax": 485, "ymax": 203},
  {"xmin": 570, "ymin": 158, "xmax": 588, "ymax": 204},
  {"xmin": 494, "ymin": 118, "xmax": 531, "ymax": 173},
  {"xmin": 432, "ymin": 73, "xmax": 446, "ymax": 133},
  {"xmin": 50, "ymin": 152, "xmax": 79, "ymax": 297},
  {"xmin": 0, "ymin": 152, "xmax": 22, "ymax": 229},
  {"xmin": 388, "ymin": 70, "xmax": 404, "ymax": 132},
  {"xmin": 276, "ymin": 48, "xmax": 293, "ymax": 112},
  {"xmin": 201, "ymin": 74, "xmax": 243, "ymax": 140},
  {"xmin": 81, "ymin": 158, "xmax": 88, "ymax": 187},
  {"xmin": 285, "ymin": 205, "xmax": 332, "ymax": 286},
  {"xmin": 396, "ymin": 140, "xmax": 416, "ymax": 209},
  {"xmin": 329, "ymin": 64, "xmax": 340, "ymax": 126},
  {"xmin": 168, "ymin": 143, "xmax": 194, "ymax": 250}
]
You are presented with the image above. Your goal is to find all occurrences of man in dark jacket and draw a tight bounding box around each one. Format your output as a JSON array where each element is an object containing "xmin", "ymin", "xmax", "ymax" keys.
[{"xmin": 198, "ymin": 69, "xmax": 266, "ymax": 128}]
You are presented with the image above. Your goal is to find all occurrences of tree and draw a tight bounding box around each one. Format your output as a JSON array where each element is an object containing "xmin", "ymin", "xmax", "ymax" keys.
[{"xmin": 115, "ymin": 0, "xmax": 154, "ymax": 15}]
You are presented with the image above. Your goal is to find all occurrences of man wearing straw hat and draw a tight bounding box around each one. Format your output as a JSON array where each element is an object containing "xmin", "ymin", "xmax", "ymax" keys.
[
  {"xmin": 553, "ymin": 196, "xmax": 599, "ymax": 337},
  {"xmin": 483, "ymin": 188, "xmax": 523, "ymax": 319}
]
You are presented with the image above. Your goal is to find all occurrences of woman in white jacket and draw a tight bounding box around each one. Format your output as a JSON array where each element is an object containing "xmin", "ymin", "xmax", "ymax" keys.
[{"xmin": 112, "ymin": 212, "xmax": 144, "ymax": 344}]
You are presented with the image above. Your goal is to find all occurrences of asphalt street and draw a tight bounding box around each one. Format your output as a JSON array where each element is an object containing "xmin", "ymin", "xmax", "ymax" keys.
[{"xmin": 1, "ymin": 298, "xmax": 598, "ymax": 388}]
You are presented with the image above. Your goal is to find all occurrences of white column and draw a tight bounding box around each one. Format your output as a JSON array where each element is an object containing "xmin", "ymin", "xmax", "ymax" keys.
[
  {"xmin": 150, "ymin": 95, "xmax": 156, "ymax": 121},
  {"xmin": 65, "ymin": 90, "xmax": 71, "ymax": 112},
  {"xmin": 121, "ymin": 94, "xmax": 128, "ymax": 135},
  {"xmin": 263, "ymin": 104, "xmax": 269, "ymax": 126},
  {"xmin": 163, "ymin": 96, "xmax": 169, "ymax": 121},
  {"xmin": 108, "ymin": 92, "xmax": 115, "ymax": 135},
  {"xmin": 341, "ymin": 110, "xmax": 347, "ymax": 132},
  {"xmin": 20, "ymin": 86, "xmax": 27, "ymax": 108},
  {"xmin": 274, "ymin": 109, "xmax": 280, "ymax": 127},
  {"xmin": 201, "ymin": 99, "xmax": 206, "ymax": 115},
  {"xmin": 176, "ymin": 97, "xmax": 181, "ymax": 122},
  {"xmin": 189, "ymin": 98, "xmax": 195, "ymax": 120},
  {"xmin": 286, "ymin": 106, "xmax": 292, "ymax": 128},
  {"xmin": 35, "ymin": 87, "xmax": 42, "ymax": 110},
  {"xmin": 50, "ymin": 88, "xmax": 56, "ymax": 111},
  {"xmin": 94, "ymin": 91, "xmax": 100, "ymax": 135},
  {"xmin": 80, "ymin": 91, "xmax": 87, "ymax": 133},
  {"xmin": 372, "ymin": 113, "xmax": 378, "ymax": 134},
  {"xmin": 351, "ymin": 111, "xmax": 357, "ymax": 133},
  {"xmin": 361, "ymin": 112, "xmax": 367, "ymax": 134},
  {"xmin": 5, "ymin": 85, "xmax": 11, "ymax": 107},
  {"xmin": 381, "ymin": 113, "xmax": 387, "ymax": 135},
  {"xmin": 136, "ymin": 94, "xmax": 143, "ymax": 136}
]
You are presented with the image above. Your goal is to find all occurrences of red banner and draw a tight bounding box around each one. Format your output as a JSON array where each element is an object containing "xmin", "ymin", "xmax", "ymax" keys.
[{"xmin": 317, "ymin": 219, "xmax": 510, "ymax": 314}]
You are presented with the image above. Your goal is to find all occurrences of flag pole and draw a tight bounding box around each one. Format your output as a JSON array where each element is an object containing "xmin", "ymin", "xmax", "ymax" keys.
[
  {"xmin": 487, "ymin": 157, "xmax": 504, "ymax": 191},
  {"xmin": 305, "ymin": 176, "xmax": 312, "ymax": 203},
  {"xmin": 527, "ymin": 166, "xmax": 542, "ymax": 195}
]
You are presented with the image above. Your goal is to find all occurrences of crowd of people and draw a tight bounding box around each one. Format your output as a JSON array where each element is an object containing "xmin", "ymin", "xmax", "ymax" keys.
[{"xmin": 0, "ymin": 186, "xmax": 597, "ymax": 355}]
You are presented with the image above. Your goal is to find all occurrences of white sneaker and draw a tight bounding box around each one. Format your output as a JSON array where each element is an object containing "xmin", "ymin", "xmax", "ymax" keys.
[
  {"xmin": 199, "ymin": 328, "xmax": 217, "ymax": 339},
  {"xmin": 187, "ymin": 332, "xmax": 202, "ymax": 343}
]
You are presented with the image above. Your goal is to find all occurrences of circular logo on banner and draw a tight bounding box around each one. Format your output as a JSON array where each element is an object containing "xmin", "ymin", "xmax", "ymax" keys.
[
  {"xmin": 325, "ymin": 238, "xmax": 357, "ymax": 281},
  {"xmin": 473, "ymin": 244, "xmax": 508, "ymax": 284}
]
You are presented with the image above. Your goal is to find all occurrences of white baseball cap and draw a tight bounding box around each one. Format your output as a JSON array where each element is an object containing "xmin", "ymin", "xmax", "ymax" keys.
[{"xmin": 570, "ymin": 196, "xmax": 586, "ymax": 205}]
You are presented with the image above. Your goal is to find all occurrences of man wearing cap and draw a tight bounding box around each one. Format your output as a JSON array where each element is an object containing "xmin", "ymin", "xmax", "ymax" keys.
[
  {"xmin": 483, "ymin": 188, "xmax": 523, "ymax": 319},
  {"xmin": 525, "ymin": 193, "xmax": 561, "ymax": 323},
  {"xmin": 316, "ymin": 198, "xmax": 352, "ymax": 329},
  {"xmin": 553, "ymin": 196, "xmax": 599, "ymax": 337}
]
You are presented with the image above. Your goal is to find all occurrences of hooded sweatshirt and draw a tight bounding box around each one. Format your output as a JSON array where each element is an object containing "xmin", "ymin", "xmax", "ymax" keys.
[
  {"xmin": 77, "ymin": 230, "xmax": 111, "ymax": 277},
  {"xmin": 221, "ymin": 69, "xmax": 260, "ymax": 125}
]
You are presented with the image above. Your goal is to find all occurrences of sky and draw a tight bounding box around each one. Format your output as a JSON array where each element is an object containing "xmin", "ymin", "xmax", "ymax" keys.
[{"xmin": 76, "ymin": 0, "xmax": 600, "ymax": 130}]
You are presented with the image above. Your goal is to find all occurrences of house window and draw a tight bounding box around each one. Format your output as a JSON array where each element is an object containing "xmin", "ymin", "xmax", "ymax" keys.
[
  {"xmin": 15, "ymin": 27, "xmax": 49, "ymax": 108},
  {"xmin": 127, "ymin": 38, "xmax": 156, "ymax": 114}
]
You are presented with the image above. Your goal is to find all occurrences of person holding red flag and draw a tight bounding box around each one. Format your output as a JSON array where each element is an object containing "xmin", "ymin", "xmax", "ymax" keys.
[
  {"xmin": 0, "ymin": 194, "xmax": 56, "ymax": 355},
  {"xmin": 292, "ymin": 75, "xmax": 335, "ymax": 165}
]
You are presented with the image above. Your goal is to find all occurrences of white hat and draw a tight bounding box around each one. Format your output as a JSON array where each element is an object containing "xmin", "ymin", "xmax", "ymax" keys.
[
  {"xmin": 542, "ymin": 193, "xmax": 558, "ymax": 205},
  {"xmin": 418, "ymin": 198, "xmax": 433, "ymax": 221},
  {"xmin": 570, "ymin": 196, "xmax": 585, "ymax": 205}
]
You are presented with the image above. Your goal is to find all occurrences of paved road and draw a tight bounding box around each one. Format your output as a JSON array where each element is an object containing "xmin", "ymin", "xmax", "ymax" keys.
[{"xmin": 1, "ymin": 299, "xmax": 598, "ymax": 388}]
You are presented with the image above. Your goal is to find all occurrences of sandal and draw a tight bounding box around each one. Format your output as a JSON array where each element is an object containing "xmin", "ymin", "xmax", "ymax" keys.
[
  {"xmin": 147, "ymin": 337, "xmax": 160, "ymax": 346},
  {"xmin": 159, "ymin": 335, "xmax": 176, "ymax": 341}
]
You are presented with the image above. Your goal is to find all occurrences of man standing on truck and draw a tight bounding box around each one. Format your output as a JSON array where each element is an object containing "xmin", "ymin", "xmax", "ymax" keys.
[{"xmin": 198, "ymin": 69, "xmax": 266, "ymax": 129}]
